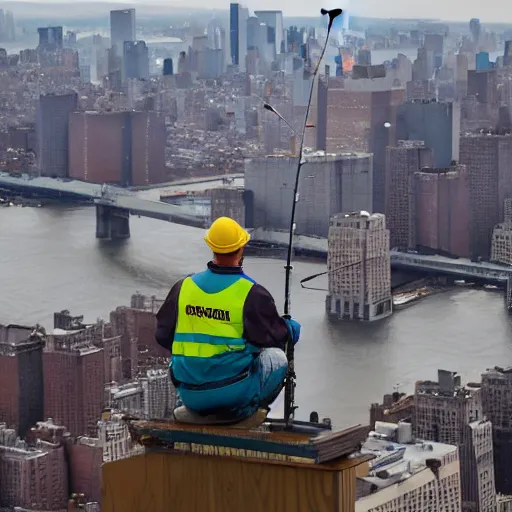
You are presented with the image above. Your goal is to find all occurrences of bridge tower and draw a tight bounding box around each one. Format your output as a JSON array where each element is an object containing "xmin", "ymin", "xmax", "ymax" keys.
[{"xmin": 96, "ymin": 204, "xmax": 130, "ymax": 240}]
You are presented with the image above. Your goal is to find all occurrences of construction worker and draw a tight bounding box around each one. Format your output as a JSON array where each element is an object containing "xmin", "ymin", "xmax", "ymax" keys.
[{"xmin": 155, "ymin": 216, "xmax": 301, "ymax": 419}]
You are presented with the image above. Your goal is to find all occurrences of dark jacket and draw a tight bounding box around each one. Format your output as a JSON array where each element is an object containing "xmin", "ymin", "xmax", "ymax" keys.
[{"xmin": 155, "ymin": 261, "xmax": 289, "ymax": 353}]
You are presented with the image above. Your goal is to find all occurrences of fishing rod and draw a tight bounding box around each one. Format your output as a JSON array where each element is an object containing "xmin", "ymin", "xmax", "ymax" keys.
[{"xmin": 263, "ymin": 8, "xmax": 343, "ymax": 428}]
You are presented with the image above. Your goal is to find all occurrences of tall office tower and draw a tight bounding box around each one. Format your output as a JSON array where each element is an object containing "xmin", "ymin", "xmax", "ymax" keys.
[
  {"xmin": 37, "ymin": 26, "xmax": 63, "ymax": 50},
  {"xmin": 326, "ymin": 212, "xmax": 392, "ymax": 322},
  {"xmin": 459, "ymin": 133, "xmax": 512, "ymax": 260},
  {"xmin": 326, "ymin": 87, "xmax": 405, "ymax": 213},
  {"xmin": 254, "ymin": 10, "xmax": 284, "ymax": 56},
  {"xmin": 396, "ymin": 100, "xmax": 460, "ymax": 169},
  {"xmin": 110, "ymin": 8, "xmax": 135, "ymax": 52},
  {"xmin": 481, "ymin": 367, "xmax": 512, "ymax": 494},
  {"xmin": 36, "ymin": 92, "xmax": 78, "ymax": 178},
  {"xmin": 385, "ymin": 141, "xmax": 433, "ymax": 250},
  {"xmin": 163, "ymin": 57, "xmax": 173, "ymax": 75},
  {"xmin": 414, "ymin": 165, "xmax": 470, "ymax": 257},
  {"xmin": 245, "ymin": 153, "xmax": 373, "ymax": 237},
  {"xmin": 43, "ymin": 325, "xmax": 105, "ymax": 437},
  {"xmin": 68, "ymin": 111, "xmax": 166, "ymax": 187},
  {"xmin": 423, "ymin": 33, "xmax": 444, "ymax": 68},
  {"xmin": 140, "ymin": 369, "xmax": 177, "ymax": 419},
  {"xmin": 415, "ymin": 370, "xmax": 496, "ymax": 512},
  {"xmin": 230, "ymin": 3, "xmax": 248, "ymax": 71},
  {"xmin": 504, "ymin": 41, "xmax": 512, "ymax": 67},
  {"xmin": 470, "ymin": 18, "xmax": 481, "ymax": 45},
  {"xmin": 0, "ymin": 427, "xmax": 68, "ymax": 510},
  {"xmin": 123, "ymin": 40, "xmax": 149, "ymax": 80},
  {"xmin": 0, "ymin": 325, "xmax": 44, "ymax": 437}
]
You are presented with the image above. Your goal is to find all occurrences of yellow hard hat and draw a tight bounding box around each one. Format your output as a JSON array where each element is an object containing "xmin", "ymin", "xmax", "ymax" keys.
[{"xmin": 204, "ymin": 217, "xmax": 250, "ymax": 254}]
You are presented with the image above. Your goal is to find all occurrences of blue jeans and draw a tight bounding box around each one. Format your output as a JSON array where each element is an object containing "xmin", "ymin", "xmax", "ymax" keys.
[
  {"xmin": 175, "ymin": 348, "xmax": 288, "ymax": 417},
  {"xmin": 257, "ymin": 347, "xmax": 288, "ymax": 408}
]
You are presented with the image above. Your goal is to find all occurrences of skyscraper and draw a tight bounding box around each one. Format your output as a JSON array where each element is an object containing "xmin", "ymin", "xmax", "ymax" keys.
[
  {"xmin": 37, "ymin": 26, "xmax": 63, "ymax": 51},
  {"xmin": 254, "ymin": 10, "xmax": 284, "ymax": 55},
  {"xmin": 43, "ymin": 325, "xmax": 105, "ymax": 437},
  {"xmin": 230, "ymin": 3, "xmax": 248, "ymax": 71},
  {"xmin": 459, "ymin": 133, "xmax": 512, "ymax": 259},
  {"xmin": 385, "ymin": 141, "xmax": 433, "ymax": 250},
  {"xmin": 326, "ymin": 212, "xmax": 392, "ymax": 322},
  {"xmin": 470, "ymin": 18, "xmax": 481, "ymax": 45},
  {"xmin": 123, "ymin": 40, "xmax": 149, "ymax": 80},
  {"xmin": 163, "ymin": 58, "xmax": 173, "ymax": 75},
  {"xmin": 0, "ymin": 325, "xmax": 45, "ymax": 437},
  {"xmin": 415, "ymin": 370, "xmax": 496, "ymax": 512},
  {"xmin": 36, "ymin": 92, "xmax": 78, "ymax": 178},
  {"xmin": 396, "ymin": 100, "xmax": 460, "ymax": 169},
  {"xmin": 110, "ymin": 8, "xmax": 136, "ymax": 52}
]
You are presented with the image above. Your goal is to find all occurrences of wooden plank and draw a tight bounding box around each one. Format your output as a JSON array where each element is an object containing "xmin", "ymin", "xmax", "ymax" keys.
[
  {"xmin": 128, "ymin": 419, "xmax": 369, "ymax": 465},
  {"xmin": 102, "ymin": 450, "xmax": 361, "ymax": 512}
]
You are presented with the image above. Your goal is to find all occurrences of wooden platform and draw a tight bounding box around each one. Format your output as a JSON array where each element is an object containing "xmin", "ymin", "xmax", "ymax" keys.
[
  {"xmin": 102, "ymin": 449, "xmax": 372, "ymax": 512},
  {"xmin": 127, "ymin": 418, "xmax": 370, "ymax": 465}
]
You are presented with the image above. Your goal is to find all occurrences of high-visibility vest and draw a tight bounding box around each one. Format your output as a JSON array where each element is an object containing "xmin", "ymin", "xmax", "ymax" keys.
[{"xmin": 172, "ymin": 274, "xmax": 258, "ymax": 386}]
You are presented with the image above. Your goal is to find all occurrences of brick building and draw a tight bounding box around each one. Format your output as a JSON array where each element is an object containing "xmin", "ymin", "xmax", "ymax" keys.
[
  {"xmin": 68, "ymin": 110, "xmax": 166, "ymax": 186},
  {"xmin": 415, "ymin": 370, "xmax": 496, "ymax": 512},
  {"xmin": 0, "ymin": 424, "xmax": 68, "ymax": 510},
  {"xmin": 385, "ymin": 141, "xmax": 433, "ymax": 249},
  {"xmin": 369, "ymin": 392, "xmax": 415, "ymax": 429},
  {"xmin": 459, "ymin": 133, "xmax": 512, "ymax": 260},
  {"xmin": 43, "ymin": 325, "xmax": 105, "ymax": 437},
  {"xmin": 414, "ymin": 165, "xmax": 471, "ymax": 257},
  {"xmin": 0, "ymin": 325, "xmax": 45, "ymax": 437},
  {"xmin": 326, "ymin": 86, "xmax": 405, "ymax": 212},
  {"xmin": 326, "ymin": 212, "xmax": 392, "ymax": 322},
  {"xmin": 481, "ymin": 367, "xmax": 512, "ymax": 494}
]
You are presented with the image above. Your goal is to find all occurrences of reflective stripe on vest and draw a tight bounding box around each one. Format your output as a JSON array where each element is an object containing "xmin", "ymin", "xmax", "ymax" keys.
[{"xmin": 173, "ymin": 275, "xmax": 254, "ymax": 358}]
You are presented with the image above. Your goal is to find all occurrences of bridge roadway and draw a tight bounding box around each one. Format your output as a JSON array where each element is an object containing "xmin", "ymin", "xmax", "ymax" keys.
[
  {"xmin": 390, "ymin": 252, "xmax": 512, "ymax": 283},
  {"xmin": 2, "ymin": 174, "xmax": 512, "ymax": 281},
  {"xmin": 0, "ymin": 174, "xmax": 208, "ymax": 229}
]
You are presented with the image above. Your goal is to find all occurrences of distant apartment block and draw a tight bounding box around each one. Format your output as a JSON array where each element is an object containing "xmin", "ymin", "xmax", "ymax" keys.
[
  {"xmin": 325, "ymin": 87, "xmax": 405, "ymax": 213},
  {"xmin": 369, "ymin": 392, "xmax": 415, "ymax": 428},
  {"xmin": 357, "ymin": 425, "xmax": 461, "ymax": 512},
  {"xmin": 415, "ymin": 370, "xmax": 496, "ymax": 512},
  {"xmin": 0, "ymin": 423, "xmax": 67, "ymax": 510},
  {"xmin": 414, "ymin": 165, "xmax": 471, "ymax": 257},
  {"xmin": 110, "ymin": 8, "xmax": 136, "ymax": 52},
  {"xmin": 326, "ymin": 212, "xmax": 392, "ymax": 322},
  {"xmin": 68, "ymin": 110, "xmax": 166, "ymax": 186},
  {"xmin": 0, "ymin": 325, "xmax": 45, "ymax": 437},
  {"xmin": 396, "ymin": 100, "xmax": 460, "ymax": 169},
  {"xmin": 459, "ymin": 133, "xmax": 512, "ymax": 259},
  {"xmin": 245, "ymin": 152, "xmax": 373, "ymax": 237},
  {"xmin": 43, "ymin": 324, "xmax": 105, "ymax": 437},
  {"xmin": 385, "ymin": 141, "xmax": 433, "ymax": 249},
  {"xmin": 36, "ymin": 92, "xmax": 78, "ymax": 178},
  {"xmin": 123, "ymin": 40, "xmax": 149, "ymax": 80},
  {"xmin": 37, "ymin": 26, "xmax": 63, "ymax": 51},
  {"xmin": 481, "ymin": 367, "xmax": 512, "ymax": 494}
]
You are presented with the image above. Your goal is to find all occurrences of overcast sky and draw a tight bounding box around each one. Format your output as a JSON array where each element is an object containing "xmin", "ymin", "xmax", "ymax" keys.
[{"xmin": 4, "ymin": 0, "xmax": 510, "ymax": 23}]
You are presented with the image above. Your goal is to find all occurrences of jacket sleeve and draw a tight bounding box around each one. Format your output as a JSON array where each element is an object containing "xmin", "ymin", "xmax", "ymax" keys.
[
  {"xmin": 243, "ymin": 284, "xmax": 289, "ymax": 351},
  {"xmin": 155, "ymin": 278, "xmax": 184, "ymax": 352}
]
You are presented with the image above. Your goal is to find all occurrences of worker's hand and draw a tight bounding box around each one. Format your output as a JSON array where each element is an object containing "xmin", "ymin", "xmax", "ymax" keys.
[{"xmin": 283, "ymin": 317, "xmax": 301, "ymax": 344}]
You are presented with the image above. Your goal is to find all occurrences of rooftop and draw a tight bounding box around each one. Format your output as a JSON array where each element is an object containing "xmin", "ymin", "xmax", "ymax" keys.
[{"xmin": 359, "ymin": 423, "xmax": 457, "ymax": 493}]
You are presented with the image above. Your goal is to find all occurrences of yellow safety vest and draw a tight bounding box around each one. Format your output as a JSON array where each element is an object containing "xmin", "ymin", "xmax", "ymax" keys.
[{"xmin": 173, "ymin": 276, "xmax": 254, "ymax": 359}]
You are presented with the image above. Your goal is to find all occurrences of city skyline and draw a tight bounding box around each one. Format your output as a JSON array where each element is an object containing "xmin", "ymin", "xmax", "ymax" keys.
[{"xmin": 1, "ymin": 0, "xmax": 512, "ymax": 23}]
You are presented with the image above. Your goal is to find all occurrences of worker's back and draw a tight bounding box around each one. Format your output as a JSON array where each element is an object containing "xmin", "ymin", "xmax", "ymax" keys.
[{"xmin": 171, "ymin": 268, "xmax": 261, "ymax": 415}]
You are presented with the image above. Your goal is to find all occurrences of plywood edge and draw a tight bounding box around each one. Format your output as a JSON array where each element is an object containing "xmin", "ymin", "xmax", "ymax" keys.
[{"xmin": 115, "ymin": 447, "xmax": 374, "ymax": 472}]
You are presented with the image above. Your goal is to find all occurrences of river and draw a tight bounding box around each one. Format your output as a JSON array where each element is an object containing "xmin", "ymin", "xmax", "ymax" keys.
[{"xmin": 1, "ymin": 204, "xmax": 512, "ymax": 428}]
